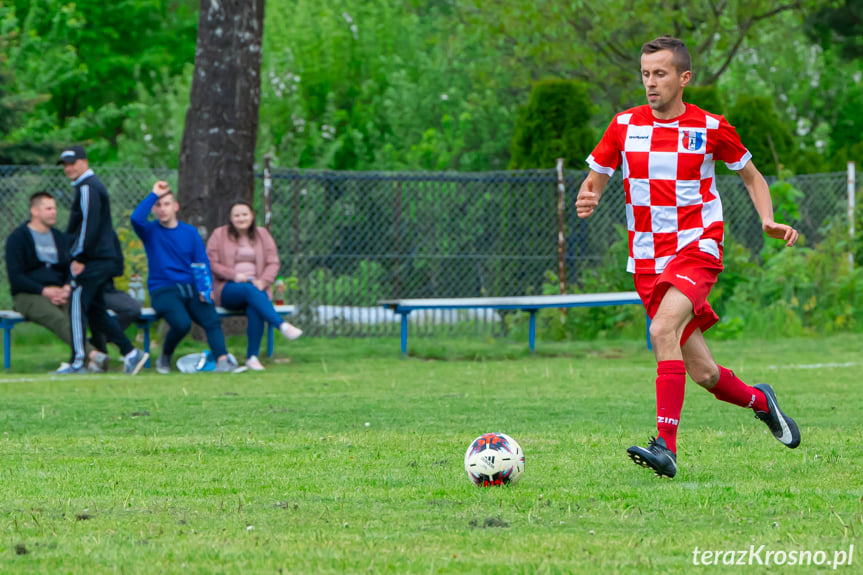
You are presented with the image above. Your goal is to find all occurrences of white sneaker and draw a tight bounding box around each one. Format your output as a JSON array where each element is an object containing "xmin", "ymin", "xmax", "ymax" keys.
[
  {"xmin": 280, "ymin": 322, "xmax": 303, "ymax": 340},
  {"xmin": 246, "ymin": 356, "xmax": 265, "ymax": 371},
  {"xmin": 214, "ymin": 354, "xmax": 239, "ymax": 373}
]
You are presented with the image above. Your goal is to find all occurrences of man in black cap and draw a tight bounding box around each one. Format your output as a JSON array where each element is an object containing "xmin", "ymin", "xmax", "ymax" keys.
[{"xmin": 57, "ymin": 145, "xmax": 149, "ymax": 374}]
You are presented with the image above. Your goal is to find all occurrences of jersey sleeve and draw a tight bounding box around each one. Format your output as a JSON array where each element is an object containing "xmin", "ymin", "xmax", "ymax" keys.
[
  {"xmin": 585, "ymin": 117, "xmax": 622, "ymax": 176},
  {"xmin": 712, "ymin": 116, "xmax": 752, "ymax": 171}
]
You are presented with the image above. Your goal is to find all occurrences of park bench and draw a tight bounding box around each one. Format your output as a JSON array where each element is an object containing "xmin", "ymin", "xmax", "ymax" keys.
[
  {"xmin": 380, "ymin": 292, "xmax": 649, "ymax": 355},
  {"xmin": 0, "ymin": 305, "xmax": 296, "ymax": 370}
]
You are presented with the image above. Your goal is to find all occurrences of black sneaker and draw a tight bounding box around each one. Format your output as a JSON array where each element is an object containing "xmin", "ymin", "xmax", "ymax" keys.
[
  {"xmin": 627, "ymin": 436, "xmax": 677, "ymax": 478},
  {"xmin": 753, "ymin": 383, "xmax": 801, "ymax": 449},
  {"xmin": 155, "ymin": 354, "xmax": 171, "ymax": 375}
]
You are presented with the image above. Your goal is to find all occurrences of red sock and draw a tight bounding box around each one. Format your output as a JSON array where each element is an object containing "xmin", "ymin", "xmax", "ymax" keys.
[
  {"xmin": 656, "ymin": 360, "xmax": 686, "ymax": 453},
  {"xmin": 710, "ymin": 366, "xmax": 768, "ymax": 412}
]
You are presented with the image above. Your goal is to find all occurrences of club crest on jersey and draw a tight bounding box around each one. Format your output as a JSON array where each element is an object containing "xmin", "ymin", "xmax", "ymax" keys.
[{"xmin": 680, "ymin": 130, "xmax": 705, "ymax": 152}]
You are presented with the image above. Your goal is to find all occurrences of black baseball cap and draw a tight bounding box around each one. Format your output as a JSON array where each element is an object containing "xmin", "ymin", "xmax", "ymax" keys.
[{"xmin": 57, "ymin": 145, "xmax": 87, "ymax": 165}]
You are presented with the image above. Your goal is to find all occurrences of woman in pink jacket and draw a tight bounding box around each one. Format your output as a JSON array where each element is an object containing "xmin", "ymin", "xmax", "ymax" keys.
[{"xmin": 207, "ymin": 201, "xmax": 302, "ymax": 370}]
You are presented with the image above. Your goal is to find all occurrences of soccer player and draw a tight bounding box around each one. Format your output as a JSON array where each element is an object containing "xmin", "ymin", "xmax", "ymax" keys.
[
  {"xmin": 576, "ymin": 36, "xmax": 801, "ymax": 478},
  {"xmin": 58, "ymin": 146, "xmax": 149, "ymax": 375}
]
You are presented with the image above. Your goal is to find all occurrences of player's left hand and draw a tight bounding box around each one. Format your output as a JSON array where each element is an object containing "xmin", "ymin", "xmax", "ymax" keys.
[
  {"xmin": 763, "ymin": 221, "xmax": 799, "ymax": 247},
  {"xmin": 71, "ymin": 261, "xmax": 85, "ymax": 276}
]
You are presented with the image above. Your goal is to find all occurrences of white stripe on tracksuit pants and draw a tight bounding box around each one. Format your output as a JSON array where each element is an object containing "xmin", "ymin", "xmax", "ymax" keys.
[{"xmin": 69, "ymin": 261, "xmax": 134, "ymax": 368}]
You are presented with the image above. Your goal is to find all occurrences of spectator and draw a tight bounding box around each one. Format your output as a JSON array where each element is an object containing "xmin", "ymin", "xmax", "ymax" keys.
[
  {"xmin": 207, "ymin": 200, "xmax": 302, "ymax": 371},
  {"xmin": 59, "ymin": 145, "xmax": 149, "ymax": 375},
  {"xmin": 5, "ymin": 191, "xmax": 108, "ymax": 372},
  {"xmin": 131, "ymin": 181, "xmax": 236, "ymax": 374}
]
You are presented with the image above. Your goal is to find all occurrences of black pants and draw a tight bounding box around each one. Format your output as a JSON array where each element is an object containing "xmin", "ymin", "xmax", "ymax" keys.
[
  {"xmin": 91, "ymin": 285, "xmax": 142, "ymax": 353},
  {"xmin": 69, "ymin": 260, "xmax": 134, "ymax": 367}
]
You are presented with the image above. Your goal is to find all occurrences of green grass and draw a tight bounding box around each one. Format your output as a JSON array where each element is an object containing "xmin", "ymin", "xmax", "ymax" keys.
[{"xmin": 1, "ymin": 331, "xmax": 861, "ymax": 573}]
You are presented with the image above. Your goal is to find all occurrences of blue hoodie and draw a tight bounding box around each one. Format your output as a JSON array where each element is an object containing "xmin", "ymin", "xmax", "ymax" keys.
[{"xmin": 130, "ymin": 192, "xmax": 212, "ymax": 294}]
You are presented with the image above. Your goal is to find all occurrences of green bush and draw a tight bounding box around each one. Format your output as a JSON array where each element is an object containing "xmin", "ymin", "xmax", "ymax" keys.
[
  {"xmin": 683, "ymin": 85, "xmax": 724, "ymax": 115},
  {"xmin": 727, "ymin": 95, "xmax": 794, "ymax": 175},
  {"xmin": 509, "ymin": 78, "xmax": 594, "ymax": 169}
]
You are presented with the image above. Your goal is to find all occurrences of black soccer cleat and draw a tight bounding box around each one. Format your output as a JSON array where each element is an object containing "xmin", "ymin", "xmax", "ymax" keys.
[
  {"xmin": 753, "ymin": 383, "xmax": 801, "ymax": 449},
  {"xmin": 627, "ymin": 436, "xmax": 677, "ymax": 478}
]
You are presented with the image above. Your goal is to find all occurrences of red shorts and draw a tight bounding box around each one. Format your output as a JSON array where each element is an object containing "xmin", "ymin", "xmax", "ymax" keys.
[{"xmin": 633, "ymin": 247, "xmax": 723, "ymax": 345}]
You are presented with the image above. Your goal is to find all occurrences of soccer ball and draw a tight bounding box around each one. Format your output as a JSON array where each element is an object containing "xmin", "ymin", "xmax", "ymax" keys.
[{"xmin": 464, "ymin": 433, "xmax": 524, "ymax": 487}]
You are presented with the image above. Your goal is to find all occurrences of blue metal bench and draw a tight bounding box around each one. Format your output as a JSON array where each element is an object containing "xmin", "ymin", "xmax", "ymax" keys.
[
  {"xmin": 0, "ymin": 305, "xmax": 296, "ymax": 369},
  {"xmin": 380, "ymin": 292, "xmax": 649, "ymax": 355}
]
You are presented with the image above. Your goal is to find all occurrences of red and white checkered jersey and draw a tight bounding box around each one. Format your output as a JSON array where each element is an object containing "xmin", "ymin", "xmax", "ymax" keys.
[{"xmin": 586, "ymin": 103, "xmax": 751, "ymax": 274}]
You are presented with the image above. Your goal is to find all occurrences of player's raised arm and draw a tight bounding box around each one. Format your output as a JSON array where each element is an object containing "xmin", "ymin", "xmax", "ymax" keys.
[
  {"xmin": 575, "ymin": 170, "xmax": 610, "ymax": 219},
  {"xmin": 737, "ymin": 161, "xmax": 799, "ymax": 247}
]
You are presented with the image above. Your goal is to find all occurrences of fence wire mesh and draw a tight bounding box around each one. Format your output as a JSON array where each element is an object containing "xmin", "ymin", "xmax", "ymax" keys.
[{"xmin": 0, "ymin": 165, "xmax": 850, "ymax": 337}]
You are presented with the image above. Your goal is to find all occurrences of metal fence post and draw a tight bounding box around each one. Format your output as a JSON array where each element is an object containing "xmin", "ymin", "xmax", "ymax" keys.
[
  {"xmin": 556, "ymin": 159, "xmax": 567, "ymax": 324},
  {"xmin": 263, "ymin": 154, "xmax": 272, "ymax": 231},
  {"xmin": 394, "ymin": 178, "xmax": 402, "ymax": 299},
  {"xmin": 849, "ymin": 161, "xmax": 855, "ymax": 269}
]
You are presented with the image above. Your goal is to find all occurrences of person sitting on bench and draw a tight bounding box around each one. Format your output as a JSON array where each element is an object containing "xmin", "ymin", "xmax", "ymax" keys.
[
  {"xmin": 131, "ymin": 181, "xmax": 236, "ymax": 374},
  {"xmin": 5, "ymin": 192, "xmax": 109, "ymax": 372}
]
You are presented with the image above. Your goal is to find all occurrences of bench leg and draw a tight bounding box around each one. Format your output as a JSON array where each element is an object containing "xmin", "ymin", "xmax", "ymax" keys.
[
  {"xmin": 143, "ymin": 321, "xmax": 152, "ymax": 368},
  {"xmin": 267, "ymin": 323, "xmax": 274, "ymax": 358},
  {"xmin": 3, "ymin": 326, "xmax": 11, "ymax": 370},
  {"xmin": 529, "ymin": 311, "xmax": 536, "ymax": 353},
  {"xmin": 645, "ymin": 314, "xmax": 652, "ymax": 351},
  {"xmin": 400, "ymin": 312, "xmax": 409, "ymax": 356}
]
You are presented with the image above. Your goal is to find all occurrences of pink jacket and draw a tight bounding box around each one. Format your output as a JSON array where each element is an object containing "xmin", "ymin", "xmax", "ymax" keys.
[{"xmin": 206, "ymin": 225, "xmax": 280, "ymax": 306}]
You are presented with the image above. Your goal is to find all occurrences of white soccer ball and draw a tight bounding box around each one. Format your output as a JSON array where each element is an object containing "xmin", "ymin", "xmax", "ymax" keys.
[{"xmin": 464, "ymin": 433, "xmax": 524, "ymax": 487}]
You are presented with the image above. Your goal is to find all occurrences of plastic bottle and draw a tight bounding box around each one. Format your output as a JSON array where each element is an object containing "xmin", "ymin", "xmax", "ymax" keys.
[
  {"xmin": 128, "ymin": 273, "xmax": 145, "ymax": 303},
  {"xmin": 191, "ymin": 262, "xmax": 213, "ymax": 303},
  {"xmin": 273, "ymin": 276, "xmax": 286, "ymax": 306},
  {"xmin": 128, "ymin": 274, "xmax": 140, "ymax": 301}
]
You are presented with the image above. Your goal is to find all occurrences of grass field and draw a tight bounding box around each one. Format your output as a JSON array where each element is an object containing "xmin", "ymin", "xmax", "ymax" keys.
[{"xmin": 1, "ymin": 330, "xmax": 861, "ymax": 574}]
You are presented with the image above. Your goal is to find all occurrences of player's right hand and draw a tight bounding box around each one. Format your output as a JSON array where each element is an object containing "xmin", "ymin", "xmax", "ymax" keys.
[{"xmin": 576, "ymin": 179, "xmax": 599, "ymax": 219}]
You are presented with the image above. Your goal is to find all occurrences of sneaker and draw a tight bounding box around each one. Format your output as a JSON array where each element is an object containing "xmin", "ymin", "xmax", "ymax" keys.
[
  {"xmin": 626, "ymin": 436, "xmax": 678, "ymax": 478},
  {"xmin": 56, "ymin": 363, "xmax": 88, "ymax": 375},
  {"xmin": 156, "ymin": 354, "xmax": 172, "ymax": 375},
  {"xmin": 753, "ymin": 383, "xmax": 801, "ymax": 449},
  {"xmin": 215, "ymin": 354, "xmax": 239, "ymax": 373},
  {"xmin": 88, "ymin": 351, "xmax": 109, "ymax": 373},
  {"xmin": 123, "ymin": 349, "xmax": 150, "ymax": 375},
  {"xmin": 87, "ymin": 362, "xmax": 104, "ymax": 374},
  {"xmin": 280, "ymin": 322, "xmax": 303, "ymax": 341},
  {"xmin": 246, "ymin": 356, "xmax": 265, "ymax": 371}
]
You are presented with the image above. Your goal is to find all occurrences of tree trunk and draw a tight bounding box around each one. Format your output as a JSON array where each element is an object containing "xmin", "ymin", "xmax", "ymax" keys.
[{"xmin": 178, "ymin": 0, "xmax": 265, "ymax": 240}]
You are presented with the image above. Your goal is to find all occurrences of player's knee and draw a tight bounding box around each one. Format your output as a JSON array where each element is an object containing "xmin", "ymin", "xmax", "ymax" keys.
[
  {"xmin": 648, "ymin": 318, "xmax": 679, "ymax": 348},
  {"xmin": 689, "ymin": 363, "xmax": 720, "ymax": 388}
]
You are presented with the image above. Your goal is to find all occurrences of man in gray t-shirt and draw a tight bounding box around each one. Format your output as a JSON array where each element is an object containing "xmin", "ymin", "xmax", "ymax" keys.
[
  {"xmin": 5, "ymin": 192, "xmax": 108, "ymax": 371},
  {"xmin": 30, "ymin": 227, "xmax": 59, "ymax": 265}
]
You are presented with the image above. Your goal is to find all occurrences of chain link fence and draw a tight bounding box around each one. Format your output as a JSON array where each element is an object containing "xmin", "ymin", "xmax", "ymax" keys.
[{"xmin": 0, "ymin": 165, "xmax": 850, "ymax": 337}]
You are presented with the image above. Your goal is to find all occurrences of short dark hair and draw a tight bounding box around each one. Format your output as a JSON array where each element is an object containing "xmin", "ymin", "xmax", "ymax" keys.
[
  {"xmin": 29, "ymin": 191, "xmax": 54, "ymax": 208},
  {"xmin": 227, "ymin": 200, "xmax": 257, "ymax": 244},
  {"xmin": 642, "ymin": 36, "xmax": 691, "ymax": 74}
]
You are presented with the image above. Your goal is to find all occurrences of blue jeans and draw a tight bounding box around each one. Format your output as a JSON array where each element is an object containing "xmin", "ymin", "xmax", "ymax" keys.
[
  {"xmin": 150, "ymin": 284, "xmax": 228, "ymax": 359},
  {"xmin": 220, "ymin": 281, "xmax": 284, "ymax": 358}
]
